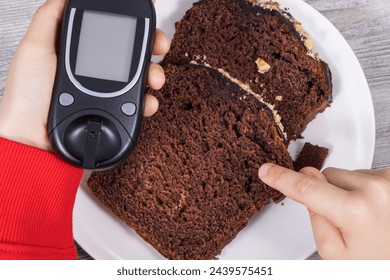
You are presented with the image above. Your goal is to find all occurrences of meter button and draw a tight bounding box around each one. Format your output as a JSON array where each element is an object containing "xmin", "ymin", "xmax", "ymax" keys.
[
  {"xmin": 59, "ymin": 92, "xmax": 75, "ymax": 107},
  {"xmin": 121, "ymin": 102, "xmax": 137, "ymax": 116}
]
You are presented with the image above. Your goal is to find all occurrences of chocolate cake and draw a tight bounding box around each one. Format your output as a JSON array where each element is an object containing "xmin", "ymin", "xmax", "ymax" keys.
[
  {"xmin": 88, "ymin": 0, "xmax": 332, "ymax": 259},
  {"xmin": 163, "ymin": 0, "xmax": 332, "ymax": 141},
  {"xmin": 294, "ymin": 143, "xmax": 329, "ymax": 171},
  {"xmin": 88, "ymin": 65, "xmax": 293, "ymax": 259}
]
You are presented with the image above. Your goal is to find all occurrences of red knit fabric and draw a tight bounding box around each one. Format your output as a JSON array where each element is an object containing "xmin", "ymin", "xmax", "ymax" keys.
[{"xmin": 0, "ymin": 138, "xmax": 83, "ymax": 259}]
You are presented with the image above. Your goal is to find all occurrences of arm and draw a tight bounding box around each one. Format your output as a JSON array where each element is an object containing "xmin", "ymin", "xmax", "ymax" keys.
[
  {"xmin": 0, "ymin": 0, "xmax": 169, "ymax": 260},
  {"xmin": 0, "ymin": 138, "xmax": 83, "ymax": 260},
  {"xmin": 259, "ymin": 163, "xmax": 390, "ymax": 259}
]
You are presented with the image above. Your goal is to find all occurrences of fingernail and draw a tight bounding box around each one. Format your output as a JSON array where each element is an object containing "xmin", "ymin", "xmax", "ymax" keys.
[{"xmin": 259, "ymin": 163, "xmax": 272, "ymax": 178}]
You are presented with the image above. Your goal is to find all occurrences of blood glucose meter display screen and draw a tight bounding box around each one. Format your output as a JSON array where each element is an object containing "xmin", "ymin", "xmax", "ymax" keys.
[{"xmin": 75, "ymin": 10, "xmax": 137, "ymax": 83}]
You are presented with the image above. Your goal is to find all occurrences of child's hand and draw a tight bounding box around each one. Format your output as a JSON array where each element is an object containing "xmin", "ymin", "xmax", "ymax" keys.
[
  {"xmin": 259, "ymin": 163, "xmax": 390, "ymax": 259},
  {"xmin": 0, "ymin": 0, "xmax": 170, "ymax": 151}
]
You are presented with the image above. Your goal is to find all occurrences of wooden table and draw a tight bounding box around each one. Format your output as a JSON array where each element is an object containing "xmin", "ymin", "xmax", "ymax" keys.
[{"xmin": 1, "ymin": 0, "xmax": 389, "ymax": 260}]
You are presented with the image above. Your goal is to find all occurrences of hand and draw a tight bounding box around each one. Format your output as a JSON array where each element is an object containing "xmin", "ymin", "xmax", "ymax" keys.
[
  {"xmin": 0, "ymin": 0, "xmax": 170, "ymax": 151},
  {"xmin": 259, "ymin": 163, "xmax": 390, "ymax": 259}
]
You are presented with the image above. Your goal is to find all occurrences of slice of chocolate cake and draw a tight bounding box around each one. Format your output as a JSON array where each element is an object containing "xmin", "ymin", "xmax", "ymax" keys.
[
  {"xmin": 163, "ymin": 0, "xmax": 332, "ymax": 141},
  {"xmin": 88, "ymin": 64, "xmax": 293, "ymax": 259}
]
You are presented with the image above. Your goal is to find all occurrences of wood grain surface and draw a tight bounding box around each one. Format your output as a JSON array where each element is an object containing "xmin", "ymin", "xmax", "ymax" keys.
[{"xmin": 0, "ymin": 0, "xmax": 389, "ymax": 260}]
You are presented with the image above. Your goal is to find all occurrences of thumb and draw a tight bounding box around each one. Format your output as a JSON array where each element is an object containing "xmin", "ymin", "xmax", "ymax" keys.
[{"xmin": 259, "ymin": 163, "xmax": 347, "ymax": 227}]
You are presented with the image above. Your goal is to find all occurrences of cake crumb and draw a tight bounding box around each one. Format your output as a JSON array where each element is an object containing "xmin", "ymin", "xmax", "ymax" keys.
[
  {"xmin": 303, "ymin": 33, "xmax": 314, "ymax": 50},
  {"xmin": 275, "ymin": 95, "xmax": 283, "ymax": 101},
  {"xmin": 250, "ymin": 0, "xmax": 281, "ymax": 11},
  {"xmin": 274, "ymin": 114, "xmax": 282, "ymax": 123},
  {"xmin": 184, "ymin": 52, "xmax": 189, "ymax": 57},
  {"xmin": 294, "ymin": 143, "xmax": 329, "ymax": 171},
  {"xmin": 256, "ymin": 58, "xmax": 271, "ymax": 74},
  {"xmin": 294, "ymin": 22, "xmax": 303, "ymax": 33}
]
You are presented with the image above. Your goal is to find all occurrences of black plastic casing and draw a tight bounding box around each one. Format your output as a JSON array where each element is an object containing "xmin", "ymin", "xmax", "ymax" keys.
[{"xmin": 48, "ymin": 0, "xmax": 155, "ymax": 170}]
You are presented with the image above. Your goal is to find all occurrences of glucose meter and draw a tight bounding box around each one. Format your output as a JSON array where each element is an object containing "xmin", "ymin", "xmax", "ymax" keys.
[{"xmin": 48, "ymin": 0, "xmax": 156, "ymax": 169}]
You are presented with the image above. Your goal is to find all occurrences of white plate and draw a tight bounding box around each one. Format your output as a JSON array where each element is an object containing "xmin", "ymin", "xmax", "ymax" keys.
[{"xmin": 74, "ymin": 0, "xmax": 375, "ymax": 260}]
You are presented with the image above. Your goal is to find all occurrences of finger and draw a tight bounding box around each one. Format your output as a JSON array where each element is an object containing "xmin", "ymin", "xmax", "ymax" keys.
[
  {"xmin": 299, "ymin": 167, "xmax": 328, "ymax": 183},
  {"xmin": 309, "ymin": 211, "xmax": 346, "ymax": 259},
  {"xmin": 153, "ymin": 29, "xmax": 171, "ymax": 56},
  {"xmin": 148, "ymin": 63, "xmax": 165, "ymax": 90},
  {"xmin": 323, "ymin": 167, "xmax": 375, "ymax": 191},
  {"xmin": 259, "ymin": 163, "xmax": 348, "ymax": 226},
  {"xmin": 144, "ymin": 94, "xmax": 159, "ymax": 117},
  {"xmin": 299, "ymin": 167, "xmax": 347, "ymax": 257},
  {"xmin": 355, "ymin": 168, "xmax": 390, "ymax": 183},
  {"xmin": 21, "ymin": 0, "xmax": 65, "ymax": 51}
]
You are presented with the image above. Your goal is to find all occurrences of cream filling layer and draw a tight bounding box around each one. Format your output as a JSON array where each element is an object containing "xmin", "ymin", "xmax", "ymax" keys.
[{"xmin": 190, "ymin": 60, "xmax": 287, "ymax": 140}]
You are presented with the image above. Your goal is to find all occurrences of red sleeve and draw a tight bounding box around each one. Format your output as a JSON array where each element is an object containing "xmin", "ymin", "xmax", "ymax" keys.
[{"xmin": 0, "ymin": 137, "xmax": 83, "ymax": 260}]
